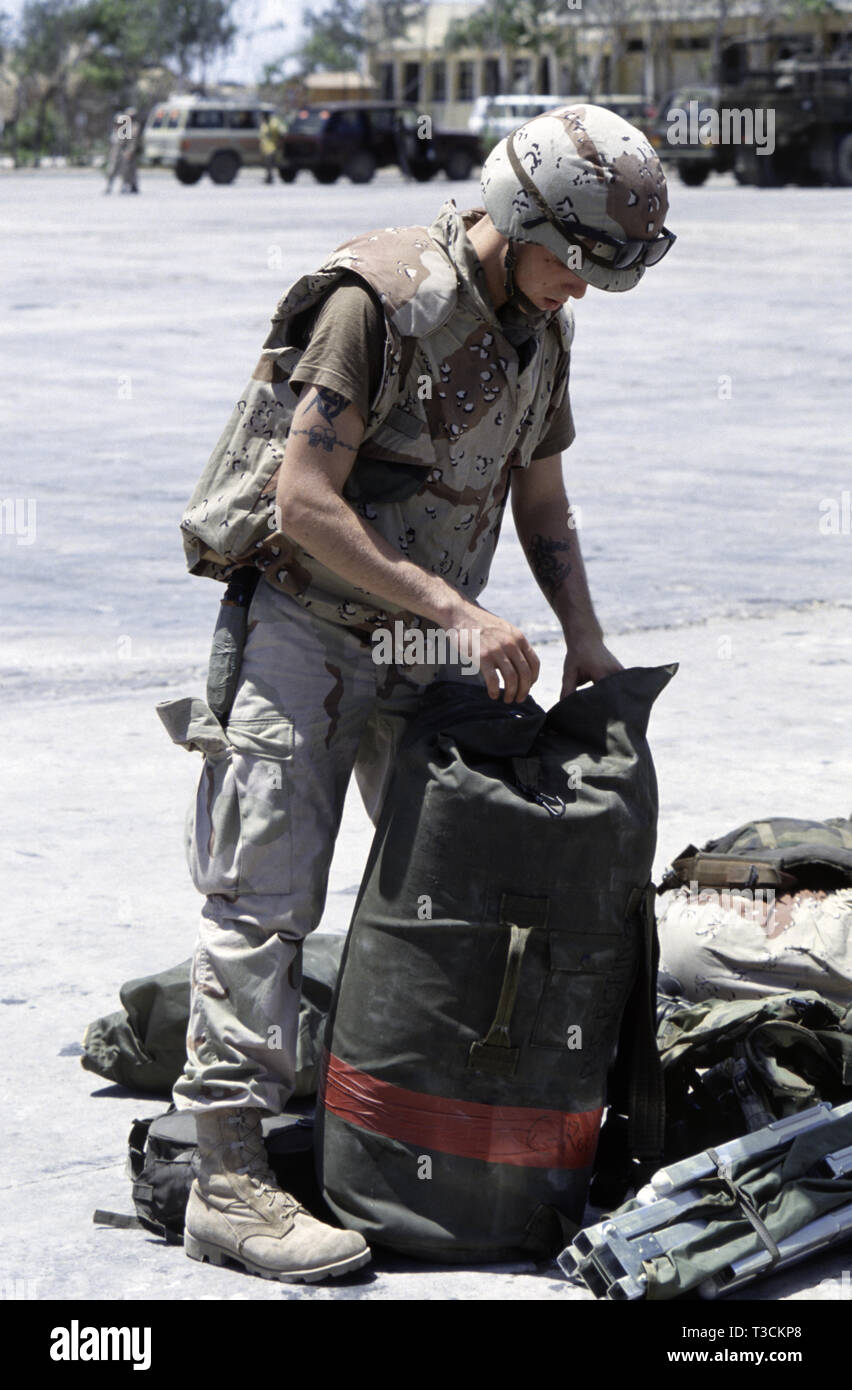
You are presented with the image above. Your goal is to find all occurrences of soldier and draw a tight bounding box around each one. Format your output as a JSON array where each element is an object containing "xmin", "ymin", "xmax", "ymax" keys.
[
  {"xmin": 118, "ymin": 108, "xmax": 140, "ymax": 193},
  {"xmin": 103, "ymin": 112, "xmax": 124, "ymax": 194},
  {"xmin": 163, "ymin": 105, "xmax": 676, "ymax": 1283},
  {"xmin": 259, "ymin": 110, "xmax": 284, "ymax": 184}
]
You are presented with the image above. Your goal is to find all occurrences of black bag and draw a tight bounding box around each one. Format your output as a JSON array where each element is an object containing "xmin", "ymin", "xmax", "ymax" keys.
[
  {"xmin": 318, "ymin": 668, "xmax": 675, "ymax": 1262},
  {"xmin": 97, "ymin": 1106, "xmax": 325, "ymax": 1244}
]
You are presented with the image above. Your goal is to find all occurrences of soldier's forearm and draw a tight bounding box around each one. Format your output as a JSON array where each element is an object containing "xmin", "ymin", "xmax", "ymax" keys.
[
  {"xmin": 278, "ymin": 482, "xmax": 469, "ymax": 629},
  {"xmin": 513, "ymin": 496, "xmax": 603, "ymax": 642},
  {"xmin": 274, "ymin": 386, "xmax": 467, "ymax": 630}
]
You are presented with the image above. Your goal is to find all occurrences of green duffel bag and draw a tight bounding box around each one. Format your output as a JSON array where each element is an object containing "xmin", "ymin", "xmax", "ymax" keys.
[
  {"xmin": 318, "ymin": 666, "xmax": 676, "ymax": 1262},
  {"xmin": 81, "ymin": 933, "xmax": 346, "ymax": 1099}
]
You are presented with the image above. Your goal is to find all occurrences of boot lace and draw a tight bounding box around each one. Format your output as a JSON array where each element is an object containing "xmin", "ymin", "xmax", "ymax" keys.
[{"xmin": 226, "ymin": 1111, "xmax": 307, "ymax": 1216}]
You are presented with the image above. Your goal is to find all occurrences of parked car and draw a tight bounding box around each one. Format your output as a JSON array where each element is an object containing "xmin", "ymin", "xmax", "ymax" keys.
[
  {"xmin": 468, "ymin": 94, "xmax": 588, "ymax": 151},
  {"xmin": 278, "ymin": 102, "xmax": 482, "ymax": 183},
  {"xmin": 142, "ymin": 95, "xmax": 284, "ymax": 184}
]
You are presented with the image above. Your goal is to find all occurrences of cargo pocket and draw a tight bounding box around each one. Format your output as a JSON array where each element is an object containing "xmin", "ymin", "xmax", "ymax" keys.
[
  {"xmin": 157, "ymin": 697, "xmax": 294, "ymax": 899},
  {"xmin": 225, "ymin": 714, "xmax": 294, "ymax": 897},
  {"xmin": 531, "ymin": 925, "xmax": 638, "ymax": 1076}
]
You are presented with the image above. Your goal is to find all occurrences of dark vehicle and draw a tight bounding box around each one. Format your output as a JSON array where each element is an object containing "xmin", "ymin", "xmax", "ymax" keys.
[
  {"xmin": 650, "ymin": 86, "xmax": 727, "ymax": 186},
  {"xmin": 721, "ymin": 37, "xmax": 852, "ymax": 187},
  {"xmin": 279, "ymin": 102, "xmax": 482, "ymax": 184},
  {"xmin": 653, "ymin": 37, "xmax": 852, "ymax": 187}
]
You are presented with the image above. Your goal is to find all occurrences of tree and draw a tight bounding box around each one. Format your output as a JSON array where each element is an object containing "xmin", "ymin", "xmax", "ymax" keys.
[
  {"xmin": 11, "ymin": 0, "xmax": 91, "ymax": 156},
  {"xmin": 81, "ymin": 0, "xmax": 237, "ymax": 91},
  {"xmin": 163, "ymin": 0, "xmax": 238, "ymax": 85},
  {"xmin": 445, "ymin": 0, "xmax": 571, "ymax": 55},
  {"xmin": 4, "ymin": 0, "xmax": 239, "ymax": 160},
  {"xmin": 293, "ymin": 0, "xmax": 424, "ymax": 75},
  {"xmin": 295, "ymin": 0, "xmax": 367, "ymax": 73},
  {"xmin": 444, "ymin": 0, "xmax": 578, "ymax": 94}
]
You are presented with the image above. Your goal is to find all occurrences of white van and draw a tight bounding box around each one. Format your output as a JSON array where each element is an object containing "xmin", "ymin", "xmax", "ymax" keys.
[
  {"xmin": 143, "ymin": 95, "xmax": 283, "ymax": 184},
  {"xmin": 468, "ymin": 95, "xmax": 587, "ymax": 151}
]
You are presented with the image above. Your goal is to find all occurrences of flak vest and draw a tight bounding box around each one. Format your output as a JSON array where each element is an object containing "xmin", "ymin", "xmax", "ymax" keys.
[{"xmin": 180, "ymin": 202, "xmax": 574, "ymax": 639}]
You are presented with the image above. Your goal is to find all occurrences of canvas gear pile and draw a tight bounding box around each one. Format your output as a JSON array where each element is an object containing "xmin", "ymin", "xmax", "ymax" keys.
[
  {"xmin": 657, "ymin": 814, "xmax": 852, "ymax": 1006},
  {"xmin": 657, "ymin": 988, "xmax": 852, "ymax": 1162}
]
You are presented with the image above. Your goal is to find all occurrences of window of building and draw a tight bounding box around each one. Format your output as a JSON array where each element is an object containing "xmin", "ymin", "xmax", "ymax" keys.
[
  {"xmin": 431, "ymin": 60, "xmax": 447, "ymax": 102},
  {"xmin": 512, "ymin": 57, "xmax": 531, "ymax": 93},
  {"xmin": 482, "ymin": 57, "xmax": 501, "ymax": 96},
  {"xmin": 378, "ymin": 62, "xmax": 395, "ymax": 100},
  {"xmin": 402, "ymin": 61, "xmax": 421, "ymax": 103},
  {"xmin": 456, "ymin": 60, "xmax": 475, "ymax": 101},
  {"xmin": 558, "ymin": 62, "xmax": 579, "ymax": 94}
]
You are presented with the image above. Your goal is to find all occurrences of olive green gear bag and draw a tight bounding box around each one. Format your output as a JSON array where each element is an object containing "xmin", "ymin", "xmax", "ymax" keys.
[
  {"xmin": 318, "ymin": 666, "xmax": 676, "ymax": 1262},
  {"xmin": 81, "ymin": 933, "xmax": 345, "ymax": 1100},
  {"xmin": 659, "ymin": 814, "xmax": 852, "ymax": 896}
]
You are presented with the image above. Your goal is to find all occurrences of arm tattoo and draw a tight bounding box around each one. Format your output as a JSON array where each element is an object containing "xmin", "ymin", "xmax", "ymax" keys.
[
  {"xmin": 528, "ymin": 532, "xmax": 572, "ymax": 600},
  {"xmin": 290, "ymin": 424, "xmax": 357, "ymax": 454},
  {"xmin": 307, "ymin": 387, "xmax": 349, "ymax": 425},
  {"xmin": 290, "ymin": 388, "xmax": 357, "ymax": 453}
]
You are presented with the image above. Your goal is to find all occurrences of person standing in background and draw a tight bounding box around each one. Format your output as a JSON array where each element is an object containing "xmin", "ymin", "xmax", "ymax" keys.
[{"xmin": 259, "ymin": 111, "xmax": 284, "ymax": 184}]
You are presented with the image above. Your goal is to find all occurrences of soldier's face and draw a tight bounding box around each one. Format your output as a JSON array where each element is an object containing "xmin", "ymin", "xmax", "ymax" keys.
[{"xmin": 514, "ymin": 243, "xmax": 588, "ymax": 310}]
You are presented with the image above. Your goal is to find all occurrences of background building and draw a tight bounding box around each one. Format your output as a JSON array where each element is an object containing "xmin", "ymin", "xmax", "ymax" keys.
[{"xmin": 365, "ymin": 1, "xmax": 852, "ymax": 128}]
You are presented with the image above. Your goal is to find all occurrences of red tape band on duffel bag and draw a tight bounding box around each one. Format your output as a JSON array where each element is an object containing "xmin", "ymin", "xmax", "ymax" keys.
[{"xmin": 322, "ymin": 1051, "xmax": 602, "ymax": 1169}]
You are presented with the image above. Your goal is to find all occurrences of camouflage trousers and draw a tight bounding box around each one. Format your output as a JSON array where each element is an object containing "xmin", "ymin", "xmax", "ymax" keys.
[{"xmin": 164, "ymin": 579, "xmax": 477, "ymax": 1113}]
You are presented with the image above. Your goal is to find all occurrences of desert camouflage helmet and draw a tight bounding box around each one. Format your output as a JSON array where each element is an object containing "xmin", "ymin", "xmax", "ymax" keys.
[{"xmin": 481, "ymin": 103, "xmax": 671, "ymax": 292}]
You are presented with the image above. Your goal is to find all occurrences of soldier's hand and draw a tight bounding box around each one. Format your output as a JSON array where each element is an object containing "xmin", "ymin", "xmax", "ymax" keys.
[
  {"xmin": 451, "ymin": 601, "xmax": 540, "ymax": 703},
  {"xmin": 560, "ymin": 637, "xmax": 623, "ymax": 698}
]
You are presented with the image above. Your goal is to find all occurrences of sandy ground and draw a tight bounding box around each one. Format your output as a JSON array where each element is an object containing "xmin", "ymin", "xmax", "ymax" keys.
[{"xmin": 2, "ymin": 167, "xmax": 851, "ymax": 1310}]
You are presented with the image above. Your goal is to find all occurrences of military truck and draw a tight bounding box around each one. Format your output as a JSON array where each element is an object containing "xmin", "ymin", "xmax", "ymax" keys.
[{"xmin": 654, "ymin": 35, "xmax": 852, "ymax": 187}]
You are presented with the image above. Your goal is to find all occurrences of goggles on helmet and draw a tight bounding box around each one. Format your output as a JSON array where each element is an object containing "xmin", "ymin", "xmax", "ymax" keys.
[{"xmin": 556, "ymin": 219, "xmax": 676, "ymax": 270}]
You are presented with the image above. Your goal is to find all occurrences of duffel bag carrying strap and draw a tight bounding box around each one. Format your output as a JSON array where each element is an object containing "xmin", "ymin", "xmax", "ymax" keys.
[{"xmin": 467, "ymin": 894, "xmax": 549, "ymax": 1077}]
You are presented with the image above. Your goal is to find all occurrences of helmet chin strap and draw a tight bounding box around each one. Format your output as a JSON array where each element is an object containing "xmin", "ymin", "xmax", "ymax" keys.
[{"xmin": 502, "ymin": 239, "xmax": 548, "ymax": 320}]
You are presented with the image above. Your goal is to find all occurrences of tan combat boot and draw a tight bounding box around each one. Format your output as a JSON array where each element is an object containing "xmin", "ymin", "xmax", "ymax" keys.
[{"xmin": 184, "ymin": 1107, "xmax": 370, "ymax": 1283}]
